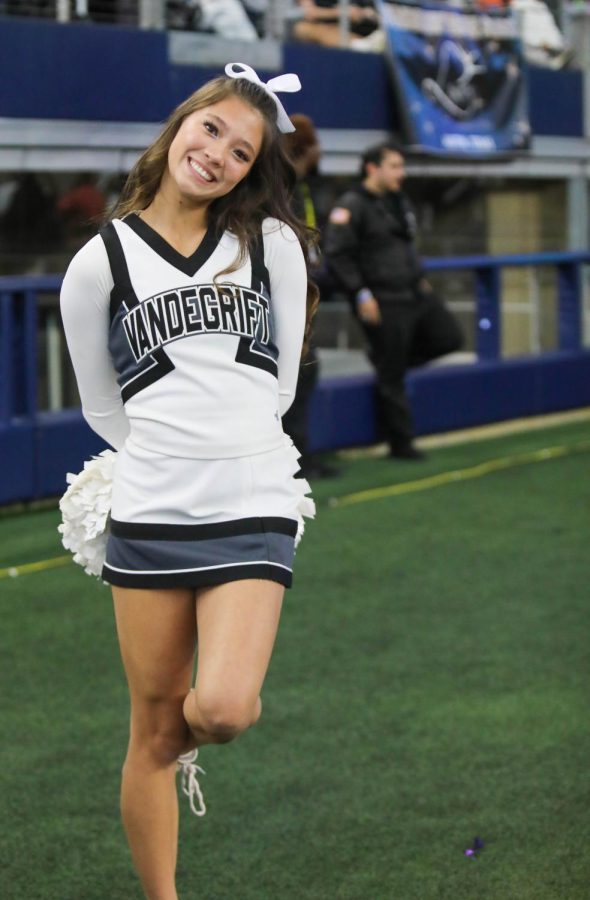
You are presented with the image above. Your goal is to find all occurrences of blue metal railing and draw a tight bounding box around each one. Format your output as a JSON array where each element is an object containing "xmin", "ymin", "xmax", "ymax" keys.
[
  {"xmin": 424, "ymin": 250, "xmax": 590, "ymax": 359},
  {"xmin": 1, "ymin": 276, "xmax": 60, "ymax": 424},
  {"xmin": 1, "ymin": 251, "xmax": 590, "ymax": 425},
  {"xmin": 1, "ymin": 251, "xmax": 590, "ymax": 504}
]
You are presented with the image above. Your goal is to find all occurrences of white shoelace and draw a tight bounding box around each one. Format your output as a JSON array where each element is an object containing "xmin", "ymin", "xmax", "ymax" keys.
[{"xmin": 177, "ymin": 749, "xmax": 207, "ymax": 817}]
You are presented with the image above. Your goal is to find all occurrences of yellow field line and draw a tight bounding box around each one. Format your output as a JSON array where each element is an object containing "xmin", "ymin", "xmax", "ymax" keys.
[
  {"xmin": 0, "ymin": 554, "xmax": 72, "ymax": 581},
  {"xmin": 330, "ymin": 440, "xmax": 590, "ymax": 509}
]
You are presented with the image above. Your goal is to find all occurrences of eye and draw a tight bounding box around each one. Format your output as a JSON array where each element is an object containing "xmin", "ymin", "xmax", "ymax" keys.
[
  {"xmin": 203, "ymin": 120, "xmax": 218, "ymax": 136},
  {"xmin": 234, "ymin": 148, "xmax": 251, "ymax": 163}
]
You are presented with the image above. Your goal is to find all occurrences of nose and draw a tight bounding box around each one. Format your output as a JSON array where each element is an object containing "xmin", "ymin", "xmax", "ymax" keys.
[{"xmin": 204, "ymin": 144, "xmax": 223, "ymax": 166}]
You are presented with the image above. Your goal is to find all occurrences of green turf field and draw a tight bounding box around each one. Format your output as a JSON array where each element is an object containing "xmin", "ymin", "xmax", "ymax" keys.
[{"xmin": 1, "ymin": 419, "xmax": 589, "ymax": 900}]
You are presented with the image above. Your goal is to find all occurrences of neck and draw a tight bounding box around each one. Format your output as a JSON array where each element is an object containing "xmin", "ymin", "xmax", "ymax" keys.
[
  {"xmin": 362, "ymin": 176, "xmax": 384, "ymax": 196},
  {"xmin": 142, "ymin": 180, "xmax": 209, "ymax": 234},
  {"xmin": 140, "ymin": 185, "xmax": 209, "ymax": 256}
]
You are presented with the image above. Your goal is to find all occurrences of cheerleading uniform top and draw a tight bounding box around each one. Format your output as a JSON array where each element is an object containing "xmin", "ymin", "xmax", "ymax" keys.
[{"xmin": 60, "ymin": 214, "xmax": 307, "ymax": 459}]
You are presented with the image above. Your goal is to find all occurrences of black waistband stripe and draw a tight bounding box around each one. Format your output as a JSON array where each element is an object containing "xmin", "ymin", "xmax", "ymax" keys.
[{"xmin": 109, "ymin": 516, "xmax": 298, "ymax": 541}]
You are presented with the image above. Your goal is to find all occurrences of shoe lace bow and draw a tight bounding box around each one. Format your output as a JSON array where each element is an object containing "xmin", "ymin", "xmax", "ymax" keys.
[{"xmin": 177, "ymin": 749, "xmax": 207, "ymax": 817}]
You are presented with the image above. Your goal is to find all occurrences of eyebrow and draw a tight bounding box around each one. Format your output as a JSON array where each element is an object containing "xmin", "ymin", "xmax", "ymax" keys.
[{"xmin": 206, "ymin": 113, "xmax": 256, "ymax": 156}]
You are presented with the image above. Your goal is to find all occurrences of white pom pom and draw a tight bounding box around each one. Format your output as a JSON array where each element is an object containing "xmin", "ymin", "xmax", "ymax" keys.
[
  {"xmin": 58, "ymin": 449, "xmax": 117, "ymax": 578},
  {"xmin": 282, "ymin": 437, "xmax": 316, "ymax": 548},
  {"xmin": 294, "ymin": 487, "xmax": 316, "ymax": 547}
]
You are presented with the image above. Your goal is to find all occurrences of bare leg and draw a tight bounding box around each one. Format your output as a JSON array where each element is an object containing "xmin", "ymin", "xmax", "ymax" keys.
[
  {"xmin": 112, "ymin": 587, "xmax": 197, "ymax": 900},
  {"xmin": 183, "ymin": 579, "xmax": 284, "ymax": 746}
]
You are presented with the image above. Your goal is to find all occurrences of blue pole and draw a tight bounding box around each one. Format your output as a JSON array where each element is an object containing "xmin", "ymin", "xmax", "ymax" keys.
[
  {"xmin": 557, "ymin": 262, "xmax": 582, "ymax": 351},
  {"xmin": 24, "ymin": 291, "xmax": 38, "ymax": 417},
  {"xmin": 475, "ymin": 265, "xmax": 501, "ymax": 360},
  {"xmin": 0, "ymin": 293, "xmax": 13, "ymax": 424}
]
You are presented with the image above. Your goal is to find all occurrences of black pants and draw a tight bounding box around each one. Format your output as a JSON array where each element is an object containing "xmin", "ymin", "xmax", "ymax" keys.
[{"xmin": 361, "ymin": 292, "xmax": 463, "ymax": 451}]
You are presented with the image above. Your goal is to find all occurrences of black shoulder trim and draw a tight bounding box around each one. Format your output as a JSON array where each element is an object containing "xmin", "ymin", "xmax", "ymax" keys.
[
  {"xmin": 250, "ymin": 228, "xmax": 270, "ymax": 295},
  {"xmin": 99, "ymin": 222, "xmax": 140, "ymax": 321}
]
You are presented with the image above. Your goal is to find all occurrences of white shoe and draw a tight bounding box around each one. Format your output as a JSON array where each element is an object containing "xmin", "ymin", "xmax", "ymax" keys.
[{"xmin": 177, "ymin": 749, "xmax": 206, "ymax": 817}]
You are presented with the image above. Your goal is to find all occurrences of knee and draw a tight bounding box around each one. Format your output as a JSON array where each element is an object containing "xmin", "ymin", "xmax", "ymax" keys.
[
  {"xmin": 190, "ymin": 691, "xmax": 261, "ymax": 744},
  {"xmin": 144, "ymin": 726, "xmax": 189, "ymax": 765},
  {"xmin": 128, "ymin": 699, "xmax": 190, "ymax": 766}
]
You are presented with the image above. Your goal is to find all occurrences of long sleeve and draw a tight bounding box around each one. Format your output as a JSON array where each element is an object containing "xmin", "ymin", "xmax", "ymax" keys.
[
  {"xmin": 323, "ymin": 191, "xmax": 366, "ymax": 296},
  {"xmin": 60, "ymin": 235, "xmax": 130, "ymax": 450},
  {"xmin": 263, "ymin": 219, "xmax": 307, "ymax": 417}
]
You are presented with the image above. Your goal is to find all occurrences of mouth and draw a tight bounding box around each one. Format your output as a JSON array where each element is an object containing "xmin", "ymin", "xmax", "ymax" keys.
[{"xmin": 188, "ymin": 157, "xmax": 216, "ymax": 183}]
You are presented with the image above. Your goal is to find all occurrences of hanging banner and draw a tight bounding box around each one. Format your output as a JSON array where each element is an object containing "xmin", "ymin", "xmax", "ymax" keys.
[{"xmin": 376, "ymin": 0, "xmax": 531, "ymax": 156}]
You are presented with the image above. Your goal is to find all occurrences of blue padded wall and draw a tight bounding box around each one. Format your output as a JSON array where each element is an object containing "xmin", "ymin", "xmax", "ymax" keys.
[
  {"xmin": 528, "ymin": 65, "xmax": 584, "ymax": 138},
  {"xmin": 307, "ymin": 351, "xmax": 590, "ymax": 453},
  {"xmin": 0, "ymin": 20, "xmax": 582, "ymax": 136},
  {"xmin": 0, "ymin": 422, "xmax": 35, "ymax": 504},
  {"xmin": 0, "ymin": 20, "xmax": 169, "ymax": 121}
]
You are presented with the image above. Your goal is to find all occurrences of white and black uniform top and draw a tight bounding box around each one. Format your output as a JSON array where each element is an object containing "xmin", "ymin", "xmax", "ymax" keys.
[
  {"xmin": 60, "ymin": 214, "xmax": 309, "ymax": 590},
  {"xmin": 61, "ymin": 213, "xmax": 307, "ymax": 457}
]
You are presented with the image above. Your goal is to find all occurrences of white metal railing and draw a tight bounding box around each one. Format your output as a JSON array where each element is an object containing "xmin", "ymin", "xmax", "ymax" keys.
[
  {"xmin": 1, "ymin": 1, "xmax": 296, "ymax": 39},
  {"xmin": 46, "ymin": 308, "xmax": 64, "ymax": 410},
  {"xmin": 2, "ymin": 1, "xmax": 586, "ymax": 72}
]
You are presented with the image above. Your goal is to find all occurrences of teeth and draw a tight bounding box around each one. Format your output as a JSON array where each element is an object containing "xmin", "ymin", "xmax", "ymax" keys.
[{"xmin": 189, "ymin": 159, "xmax": 214, "ymax": 182}]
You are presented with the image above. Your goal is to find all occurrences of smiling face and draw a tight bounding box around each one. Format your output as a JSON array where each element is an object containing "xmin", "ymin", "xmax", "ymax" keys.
[{"xmin": 163, "ymin": 95, "xmax": 266, "ymax": 207}]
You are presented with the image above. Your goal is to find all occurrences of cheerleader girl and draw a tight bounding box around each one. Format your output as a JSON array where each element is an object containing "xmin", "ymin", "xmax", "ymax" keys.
[{"xmin": 60, "ymin": 62, "xmax": 317, "ymax": 900}]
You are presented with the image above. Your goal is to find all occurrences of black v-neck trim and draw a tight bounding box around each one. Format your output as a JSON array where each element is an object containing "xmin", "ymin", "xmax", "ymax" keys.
[{"xmin": 124, "ymin": 213, "xmax": 219, "ymax": 277}]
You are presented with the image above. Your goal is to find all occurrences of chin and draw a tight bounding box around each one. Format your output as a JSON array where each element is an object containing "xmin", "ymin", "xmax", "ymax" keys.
[{"xmin": 182, "ymin": 182, "xmax": 219, "ymax": 201}]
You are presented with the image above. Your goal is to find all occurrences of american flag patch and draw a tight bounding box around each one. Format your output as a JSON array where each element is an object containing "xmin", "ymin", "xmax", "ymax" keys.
[{"xmin": 329, "ymin": 207, "xmax": 351, "ymax": 225}]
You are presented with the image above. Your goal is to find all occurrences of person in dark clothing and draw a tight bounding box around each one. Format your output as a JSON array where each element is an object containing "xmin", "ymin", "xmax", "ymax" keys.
[
  {"xmin": 324, "ymin": 140, "xmax": 463, "ymax": 460},
  {"xmin": 0, "ymin": 173, "xmax": 62, "ymax": 255},
  {"xmin": 282, "ymin": 113, "xmax": 339, "ymax": 479}
]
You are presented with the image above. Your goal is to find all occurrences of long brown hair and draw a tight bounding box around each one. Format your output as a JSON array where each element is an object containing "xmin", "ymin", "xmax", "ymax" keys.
[{"xmin": 111, "ymin": 75, "xmax": 319, "ymax": 353}]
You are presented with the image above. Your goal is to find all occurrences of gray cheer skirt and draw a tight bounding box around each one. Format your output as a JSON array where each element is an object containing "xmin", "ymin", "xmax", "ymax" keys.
[{"xmin": 101, "ymin": 437, "xmax": 313, "ymax": 590}]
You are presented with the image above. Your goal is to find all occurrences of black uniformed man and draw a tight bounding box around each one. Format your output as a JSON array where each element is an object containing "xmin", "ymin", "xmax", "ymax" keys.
[{"xmin": 324, "ymin": 140, "xmax": 463, "ymax": 460}]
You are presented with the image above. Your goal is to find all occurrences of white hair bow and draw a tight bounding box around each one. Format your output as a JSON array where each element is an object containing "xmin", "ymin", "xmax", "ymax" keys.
[{"xmin": 225, "ymin": 62, "xmax": 301, "ymax": 133}]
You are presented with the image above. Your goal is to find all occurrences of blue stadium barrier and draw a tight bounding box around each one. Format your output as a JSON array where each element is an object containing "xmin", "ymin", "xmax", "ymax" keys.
[
  {"xmin": 309, "ymin": 251, "xmax": 590, "ymax": 451},
  {"xmin": 1, "ymin": 251, "xmax": 589, "ymax": 504},
  {"xmin": 0, "ymin": 18, "xmax": 583, "ymax": 137}
]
